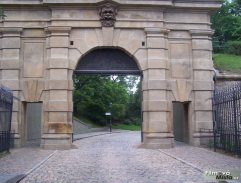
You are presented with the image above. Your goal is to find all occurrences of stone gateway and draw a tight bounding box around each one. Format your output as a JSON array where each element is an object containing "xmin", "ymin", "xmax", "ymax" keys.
[{"xmin": 0, "ymin": 0, "xmax": 221, "ymax": 149}]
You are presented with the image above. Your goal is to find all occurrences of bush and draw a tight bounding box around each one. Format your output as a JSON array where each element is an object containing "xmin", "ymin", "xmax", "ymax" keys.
[
  {"xmin": 225, "ymin": 41, "xmax": 241, "ymax": 55},
  {"xmin": 123, "ymin": 119, "xmax": 132, "ymax": 125},
  {"xmin": 212, "ymin": 37, "xmax": 226, "ymax": 53}
]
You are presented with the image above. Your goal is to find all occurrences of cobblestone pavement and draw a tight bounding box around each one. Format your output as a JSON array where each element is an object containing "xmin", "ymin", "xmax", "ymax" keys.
[
  {"xmin": 161, "ymin": 142, "xmax": 241, "ymax": 172},
  {"xmin": 0, "ymin": 147, "xmax": 54, "ymax": 182},
  {"xmin": 19, "ymin": 132, "xmax": 241, "ymax": 183},
  {"xmin": 0, "ymin": 147, "xmax": 54, "ymax": 175}
]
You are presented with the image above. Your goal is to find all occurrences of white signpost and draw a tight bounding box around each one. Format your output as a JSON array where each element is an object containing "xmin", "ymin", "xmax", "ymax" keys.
[{"xmin": 105, "ymin": 112, "xmax": 112, "ymax": 132}]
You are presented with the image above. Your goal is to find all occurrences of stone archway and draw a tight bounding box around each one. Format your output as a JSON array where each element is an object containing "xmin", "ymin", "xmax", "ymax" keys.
[
  {"xmin": 73, "ymin": 47, "xmax": 143, "ymax": 140},
  {"xmin": 41, "ymin": 26, "xmax": 177, "ymax": 150},
  {"xmin": 0, "ymin": 1, "xmax": 220, "ymax": 150}
]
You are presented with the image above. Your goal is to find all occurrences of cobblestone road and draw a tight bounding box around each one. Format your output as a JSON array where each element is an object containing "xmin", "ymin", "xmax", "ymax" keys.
[
  {"xmin": 18, "ymin": 132, "xmax": 241, "ymax": 183},
  {"xmin": 0, "ymin": 148, "xmax": 54, "ymax": 175}
]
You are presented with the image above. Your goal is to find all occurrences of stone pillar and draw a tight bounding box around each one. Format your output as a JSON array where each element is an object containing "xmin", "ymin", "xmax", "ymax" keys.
[
  {"xmin": 190, "ymin": 30, "xmax": 214, "ymax": 146},
  {"xmin": 0, "ymin": 28, "xmax": 22, "ymax": 147},
  {"xmin": 41, "ymin": 26, "xmax": 73, "ymax": 149},
  {"xmin": 142, "ymin": 28, "xmax": 174, "ymax": 149}
]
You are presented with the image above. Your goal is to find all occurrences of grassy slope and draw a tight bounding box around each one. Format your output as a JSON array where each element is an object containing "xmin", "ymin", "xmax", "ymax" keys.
[
  {"xmin": 213, "ymin": 54, "xmax": 241, "ymax": 73},
  {"xmin": 112, "ymin": 124, "xmax": 141, "ymax": 131}
]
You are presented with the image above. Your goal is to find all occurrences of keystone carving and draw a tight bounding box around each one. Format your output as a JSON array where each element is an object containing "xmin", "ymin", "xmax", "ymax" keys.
[{"xmin": 98, "ymin": 3, "xmax": 118, "ymax": 27}]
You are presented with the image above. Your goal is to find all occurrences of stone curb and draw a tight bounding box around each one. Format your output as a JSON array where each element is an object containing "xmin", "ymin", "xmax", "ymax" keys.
[
  {"xmin": 73, "ymin": 130, "xmax": 132, "ymax": 141},
  {"xmin": 158, "ymin": 149, "xmax": 204, "ymax": 173},
  {"xmin": 73, "ymin": 132, "xmax": 112, "ymax": 141}
]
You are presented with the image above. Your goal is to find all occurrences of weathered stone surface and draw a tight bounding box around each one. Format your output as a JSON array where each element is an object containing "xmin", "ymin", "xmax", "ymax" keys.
[
  {"xmin": 2, "ymin": 70, "xmax": 19, "ymax": 79},
  {"xmin": 170, "ymin": 43, "xmax": 191, "ymax": 79},
  {"xmin": 45, "ymin": 101, "xmax": 73, "ymax": 112},
  {"xmin": 47, "ymin": 123, "xmax": 72, "ymax": 133},
  {"xmin": 142, "ymin": 100, "xmax": 169, "ymax": 112},
  {"xmin": 170, "ymin": 79, "xmax": 193, "ymax": 102},
  {"xmin": 23, "ymin": 42, "xmax": 45, "ymax": 78},
  {"xmin": 102, "ymin": 27, "xmax": 114, "ymax": 46},
  {"xmin": 49, "ymin": 90, "xmax": 68, "ymax": 101},
  {"xmin": 22, "ymin": 80, "xmax": 44, "ymax": 102},
  {"xmin": 143, "ymin": 90, "xmax": 167, "ymax": 101}
]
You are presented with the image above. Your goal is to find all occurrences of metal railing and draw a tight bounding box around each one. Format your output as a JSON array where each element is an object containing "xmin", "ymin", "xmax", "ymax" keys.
[
  {"xmin": 0, "ymin": 131, "xmax": 14, "ymax": 152},
  {"xmin": 0, "ymin": 86, "xmax": 14, "ymax": 153},
  {"xmin": 212, "ymin": 82, "xmax": 241, "ymax": 156}
]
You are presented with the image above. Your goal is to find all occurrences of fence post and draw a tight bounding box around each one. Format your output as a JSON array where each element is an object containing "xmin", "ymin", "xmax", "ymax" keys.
[
  {"xmin": 232, "ymin": 87, "xmax": 239, "ymax": 156},
  {"xmin": 213, "ymin": 92, "xmax": 216, "ymax": 152}
]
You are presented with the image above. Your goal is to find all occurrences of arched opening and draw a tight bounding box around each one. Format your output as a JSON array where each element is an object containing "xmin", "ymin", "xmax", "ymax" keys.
[
  {"xmin": 72, "ymin": 48, "xmax": 143, "ymax": 141},
  {"xmin": 75, "ymin": 48, "xmax": 141, "ymax": 75}
]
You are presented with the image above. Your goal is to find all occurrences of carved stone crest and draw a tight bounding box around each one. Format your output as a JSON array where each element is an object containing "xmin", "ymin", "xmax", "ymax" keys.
[{"xmin": 98, "ymin": 3, "xmax": 118, "ymax": 27}]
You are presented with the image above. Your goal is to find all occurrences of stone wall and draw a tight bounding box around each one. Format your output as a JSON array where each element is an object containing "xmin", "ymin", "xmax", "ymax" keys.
[
  {"xmin": 0, "ymin": 0, "xmax": 222, "ymax": 149},
  {"xmin": 215, "ymin": 74, "xmax": 241, "ymax": 90}
]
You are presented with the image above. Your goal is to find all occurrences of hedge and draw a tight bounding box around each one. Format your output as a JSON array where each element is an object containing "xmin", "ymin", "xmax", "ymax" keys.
[{"xmin": 225, "ymin": 41, "xmax": 241, "ymax": 56}]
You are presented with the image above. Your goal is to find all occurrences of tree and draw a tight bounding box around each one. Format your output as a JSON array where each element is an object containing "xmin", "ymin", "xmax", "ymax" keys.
[
  {"xmin": 73, "ymin": 75, "xmax": 142, "ymax": 126},
  {"xmin": 125, "ymin": 80, "xmax": 141, "ymax": 125},
  {"xmin": 73, "ymin": 75, "xmax": 129, "ymax": 125},
  {"xmin": 232, "ymin": 0, "xmax": 241, "ymax": 16},
  {"xmin": 111, "ymin": 75, "xmax": 141, "ymax": 124},
  {"xmin": 212, "ymin": 0, "xmax": 241, "ymax": 42}
]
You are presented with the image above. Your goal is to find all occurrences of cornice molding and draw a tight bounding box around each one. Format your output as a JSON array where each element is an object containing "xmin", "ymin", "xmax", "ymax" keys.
[
  {"xmin": 190, "ymin": 29, "xmax": 213, "ymax": 37},
  {"xmin": 44, "ymin": 26, "xmax": 71, "ymax": 34},
  {"xmin": 145, "ymin": 28, "xmax": 170, "ymax": 35},
  {"xmin": 0, "ymin": 27, "xmax": 23, "ymax": 34},
  {"xmin": 0, "ymin": 0, "xmax": 222, "ymax": 10}
]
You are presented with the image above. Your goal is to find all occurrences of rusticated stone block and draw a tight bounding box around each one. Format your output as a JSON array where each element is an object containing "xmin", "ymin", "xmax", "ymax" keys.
[
  {"xmin": 45, "ymin": 101, "xmax": 73, "ymax": 112},
  {"xmin": 142, "ymin": 80, "xmax": 167, "ymax": 90},
  {"xmin": 47, "ymin": 123, "xmax": 72, "ymax": 134},
  {"xmin": 142, "ymin": 100, "xmax": 169, "ymax": 112}
]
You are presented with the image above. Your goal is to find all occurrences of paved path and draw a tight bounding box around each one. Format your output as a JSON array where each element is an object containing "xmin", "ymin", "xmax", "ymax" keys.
[{"xmin": 14, "ymin": 132, "xmax": 240, "ymax": 183}]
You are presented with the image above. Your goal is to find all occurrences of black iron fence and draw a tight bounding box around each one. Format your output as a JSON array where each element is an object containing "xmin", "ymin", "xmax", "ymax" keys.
[
  {"xmin": 212, "ymin": 82, "xmax": 241, "ymax": 156},
  {"xmin": 0, "ymin": 86, "xmax": 14, "ymax": 153}
]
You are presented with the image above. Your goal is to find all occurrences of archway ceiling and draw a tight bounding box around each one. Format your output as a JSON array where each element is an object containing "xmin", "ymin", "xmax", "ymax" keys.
[{"xmin": 75, "ymin": 48, "xmax": 141, "ymax": 75}]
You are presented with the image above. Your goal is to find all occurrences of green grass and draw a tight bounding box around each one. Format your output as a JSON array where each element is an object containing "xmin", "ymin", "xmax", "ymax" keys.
[
  {"xmin": 73, "ymin": 116, "xmax": 102, "ymax": 128},
  {"xmin": 213, "ymin": 53, "xmax": 241, "ymax": 73},
  {"xmin": 113, "ymin": 124, "xmax": 141, "ymax": 131}
]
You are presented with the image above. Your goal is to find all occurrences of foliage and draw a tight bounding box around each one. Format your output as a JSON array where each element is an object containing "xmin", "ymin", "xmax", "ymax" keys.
[
  {"xmin": 112, "ymin": 123, "xmax": 141, "ymax": 131},
  {"xmin": 125, "ymin": 81, "xmax": 141, "ymax": 125},
  {"xmin": 225, "ymin": 41, "xmax": 241, "ymax": 55},
  {"xmin": 213, "ymin": 53, "xmax": 241, "ymax": 73},
  {"xmin": 73, "ymin": 75, "xmax": 142, "ymax": 126},
  {"xmin": 74, "ymin": 75, "xmax": 127, "ymax": 125},
  {"xmin": 212, "ymin": 0, "xmax": 241, "ymax": 52}
]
